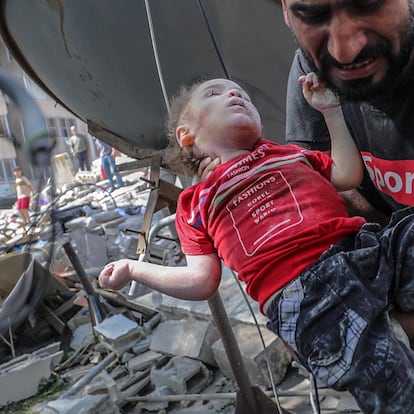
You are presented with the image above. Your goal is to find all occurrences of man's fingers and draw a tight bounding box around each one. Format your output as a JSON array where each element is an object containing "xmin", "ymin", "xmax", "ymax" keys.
[
  {"xmin": 198, "ymin": 157, "xmax": 220, "ymax": 180},
  {"xmin": 198, "ymin": 157, "xmax": 212, "ymax": 174}
]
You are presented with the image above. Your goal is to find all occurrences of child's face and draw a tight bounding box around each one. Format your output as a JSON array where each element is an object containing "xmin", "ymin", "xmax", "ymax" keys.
[
  {"xmin": 14, "ymin": 169, "xmax": 21, "ymax": 177},
  {"xmin": 182, "ymin": 78, "xmax": 262, "ymax": 158}
]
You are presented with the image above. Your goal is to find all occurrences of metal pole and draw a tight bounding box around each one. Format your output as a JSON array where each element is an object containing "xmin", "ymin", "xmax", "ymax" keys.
[
  {"xmin": 207, "ymin": 291, "xmax": 258, "ymax": 412},
  {"xmin": 207, "ymin": 291, "xmax": 291, "ymax": 414},
  {"xmin": 59, "ymin": 352, "xmax": 117, "ymax": 399},
  {"xmin": 63, "ymin": 241, "xmax": 106, "ymax": 325}
]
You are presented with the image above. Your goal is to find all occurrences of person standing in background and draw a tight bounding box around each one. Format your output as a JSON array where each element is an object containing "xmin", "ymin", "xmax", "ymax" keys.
[
  {"xmin": 69, "ymin": 125, "xmax": 91, "ymax": 171},
  {"xmin": 96, "ymin": 139, "xmax": 124, "ymax": 192},
  {"xmin": 13, "ymin": 166, "xmax": 32, "ymax": 225}
]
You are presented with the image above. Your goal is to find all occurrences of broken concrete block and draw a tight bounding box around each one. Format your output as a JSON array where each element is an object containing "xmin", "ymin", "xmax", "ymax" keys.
[
  {"xmin": 136, "ymin": 385, "xmax": 171, "ymax": 412},
  {"xmin": 70, "ymin": 322, "xmax": 95, "ymax": 351},
  {"xmin": 121, "ymin": 374, "xmax": 151, "ymax": 400},
  {"xmin": 105, "ymin": 239, "xmax": 120, "ymax": 259},
  {"xmin": 108, "ymin": 365, "xmax": 128, "ymax": 381},
  {"xmin": 211, "ymin": 323, "xmax": 291, "ymax": 388},
  {"xmin": 94, "ymin": 314, "xmax": 145, "ymax": 355},
  {"xmin": 127, "ymin": 350, "xmax": 164, "ymax": 373},
  {"xmin": 36, "ymin": 394, "xmax": 120, "ymax": 414},
  {"xmin": 120, "ymin": 351, "xmax": 135, "ymax": 364},
  {"xmin": 100, "ymin": 217, "xmax": 127, "ymax": 233},
  {"xmin": 84, "ymin": 371, "xmax": 124, "ymax": 406},
  {"xmin": 58, "ymin": 229, "xmax": 108, "ymax": 269},
  {"xmin": 67, "ymin": 308, "xmax": 91, "ymax": 332},
  {"xmin": 150, "ymin": 319, "xmax": 218, "ymax": 366},
  {"xmin": 151, "ymin": 356, "xmax": 213, "ymax": 396},
  {"xmin": 114, "ymin": 232, "xmax": 140, "ymax": 258},
  {"xmin": 64, "ymin": 216, "xmax": 98, "ymax": 232},
  {"xmin": 92, "ymin": 210, "xmax": 123, "ymax": 223},
  {"xmin": 33, "ymin": 342, "xmax": 63, "ymax": 367},
  {"xmin": 131, "ymin": 337, "xmax": 151, "ymax": 355},
  {"xmin": 0, "ymin": 342, "xmax": 63, "ymax": 406},
  {"xmin": 52, "ymin": 234, "xmax": 104, "ymax": 274},
  {"xmin": 75, "ymin": 229, "xmax": 108, "ymax": 267}
]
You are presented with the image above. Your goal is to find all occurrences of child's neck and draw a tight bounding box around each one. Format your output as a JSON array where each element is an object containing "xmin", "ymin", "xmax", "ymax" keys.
[
  {"xmin": 218, "ymin": 137, "xmax": 260, "ymax": 163},
  {"xmin": 219, "ymin": 148, "xmax": 251, "ymax": 163}
]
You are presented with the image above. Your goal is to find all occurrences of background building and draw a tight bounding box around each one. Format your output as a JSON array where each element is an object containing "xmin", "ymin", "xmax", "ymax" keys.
[{"xmin": 0, "ymin": 37, "xmax": 97, "ymax": 207}]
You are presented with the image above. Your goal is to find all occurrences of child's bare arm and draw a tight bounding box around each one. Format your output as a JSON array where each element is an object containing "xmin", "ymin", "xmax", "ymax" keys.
[
  {"xmin": 299, "ymin": 72, "xmax": 363, "ymax": 191},
  {"xmin": 98, "ymin": 253, "xmax": 221, "ymax": 301}
]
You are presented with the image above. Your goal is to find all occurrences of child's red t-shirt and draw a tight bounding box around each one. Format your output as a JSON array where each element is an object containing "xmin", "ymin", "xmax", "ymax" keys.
[{"xmin": 175, "ymin": 139, "xmax": 366, "ymax": 312}]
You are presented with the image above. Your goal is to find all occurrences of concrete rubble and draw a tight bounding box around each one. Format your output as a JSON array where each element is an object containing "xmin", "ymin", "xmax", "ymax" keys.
[
  {"xmin": 0, "ymin": 157, "xmax": 363, "ymax": 413},
  {"xmin": 0, "ymin": 342, "xmax": 63, "ymax": 406}
]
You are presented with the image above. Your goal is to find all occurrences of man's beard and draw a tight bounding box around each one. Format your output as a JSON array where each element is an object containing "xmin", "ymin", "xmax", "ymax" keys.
[{"xmin": 301, "ymin": 11, "xmax": 414, "ymax": 101}]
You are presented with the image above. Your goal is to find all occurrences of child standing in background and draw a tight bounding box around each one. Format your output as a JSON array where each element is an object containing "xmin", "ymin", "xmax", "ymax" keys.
[{"xmin": 13, "ymin": 166, "xmax": 32, "ymax": 225}]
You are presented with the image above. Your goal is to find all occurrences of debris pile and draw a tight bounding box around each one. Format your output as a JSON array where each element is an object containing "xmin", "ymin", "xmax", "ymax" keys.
[{"xmin": 0, "ymin": 161, "xmax": 361, "ymax": 413}]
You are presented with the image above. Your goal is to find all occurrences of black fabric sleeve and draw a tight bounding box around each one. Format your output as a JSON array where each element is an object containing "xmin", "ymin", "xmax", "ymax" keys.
[{"xmin": 285, "ymin": 50, "xmax": 331, "ymax": 151}]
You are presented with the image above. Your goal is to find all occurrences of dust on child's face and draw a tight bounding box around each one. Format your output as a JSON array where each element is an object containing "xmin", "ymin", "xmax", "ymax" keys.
[{"xmin": 186, "ymin": 79, "xmax": 262, "ymax": 155}]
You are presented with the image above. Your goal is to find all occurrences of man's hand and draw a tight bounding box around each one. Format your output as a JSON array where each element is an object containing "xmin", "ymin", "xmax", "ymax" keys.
[{"xmin": 197, "ymin": 156, "xmax": 220, "ymax": 180}]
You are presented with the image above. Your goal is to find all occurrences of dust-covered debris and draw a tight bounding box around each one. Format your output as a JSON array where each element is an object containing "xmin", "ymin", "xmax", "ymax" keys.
[{"xmin": 0, "ymin": 163, "xmax": 361, "ymax": 413}]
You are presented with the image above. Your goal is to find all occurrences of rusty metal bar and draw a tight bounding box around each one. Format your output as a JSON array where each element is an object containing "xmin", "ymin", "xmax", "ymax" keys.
[
  {"xmin": 207, "ymin": 291, "xmax": 291, "ymax": 414},
  {"xmin": 207, "ymin": 291, "xmax": 257, "ymax": 411},
  {"xmin": 63, "ymin": 241, "xmax": 106, "ymax": 325}
]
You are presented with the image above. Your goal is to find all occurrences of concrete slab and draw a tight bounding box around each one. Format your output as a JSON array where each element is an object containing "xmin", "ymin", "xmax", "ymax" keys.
[
  {"xmin": 151, "ymin": 356, "xmax": 213, "ymax": 395},
  {"xmin": 127, "ymin": 350, "xmax": 164, "ymax": 373},
  {"xmin": 36, "ymin": 394, "xmax": 120, "ymax": 414},
  {"xmin": 94, "ymin": 313, "xmax": 145, "ymax": 355},
  {"xmin": 0, "ymin": 342, "xmax": 63, "ymax": 406},
  {"xmin": 150, "ymin": 319, "xmax": 218, "ymax": 366}
]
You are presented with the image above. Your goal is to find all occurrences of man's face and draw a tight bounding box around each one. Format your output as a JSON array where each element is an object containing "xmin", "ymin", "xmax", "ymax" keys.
[{"xmin": 282, "ymin": 0, "xmax": 414, "ymax": 100}]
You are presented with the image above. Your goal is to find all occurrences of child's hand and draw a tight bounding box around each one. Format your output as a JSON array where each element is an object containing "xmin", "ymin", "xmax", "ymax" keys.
[
  {"xmin": 299, "ymin": 72, "xmax": 340, "ymax": 114},
  {"xmin": 98, "ymin": 259, "xmax": 131, "ymax": 290}
]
